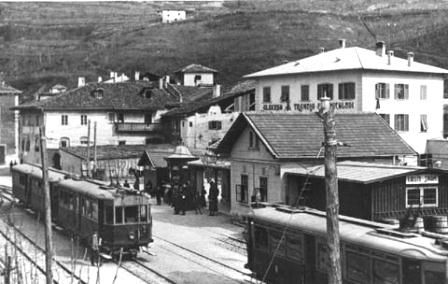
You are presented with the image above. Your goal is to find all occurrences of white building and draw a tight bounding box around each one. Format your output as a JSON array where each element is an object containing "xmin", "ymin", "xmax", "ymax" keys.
[
  {"xmin": 244, "ymin": 40, "xmax": 448, "ymax": 153},
  {"xmin": 161, "ymin": 10, "xmax": 186, "ymax": 24},
  {"xmin": 174, "ymin": 64, "xmax": 217, "ymax": 87}
]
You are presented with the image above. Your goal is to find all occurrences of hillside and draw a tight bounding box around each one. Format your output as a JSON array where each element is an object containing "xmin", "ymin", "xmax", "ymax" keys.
[{"xmin": 1, "ymin": 1, "xmax": 448, "ymax": 99}]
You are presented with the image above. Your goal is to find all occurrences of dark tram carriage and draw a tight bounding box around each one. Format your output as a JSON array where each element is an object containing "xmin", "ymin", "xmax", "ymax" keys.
[
  {"xmin": 246, "ymin": 205, "xmax": 448, "ymax": 284},
  {"xmin": 11, "ymin": 163, "xmax": 152, "ymax": 258}
]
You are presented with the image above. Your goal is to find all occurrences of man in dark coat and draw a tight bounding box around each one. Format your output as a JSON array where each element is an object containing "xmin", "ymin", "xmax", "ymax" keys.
[{"xmin": 208, "ymin": 179, "xmax": 219, "ymax": 216}]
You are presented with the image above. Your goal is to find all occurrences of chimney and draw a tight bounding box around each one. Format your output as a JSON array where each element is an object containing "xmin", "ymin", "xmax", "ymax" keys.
[
  {"xmin": 213, "ymin": 84, "xmax": 222, "ymax": 98},
  {"xmin": 376, "ymin": 41, "xmax": 386, "ymax": 57},
  {"xmin": 407, "ymin": 52, "xmax": 414, "ymax": 67},
  {"xmin": 134, "ymin": 71, "xmax": 140, "ymax": 81},
  {"xmin": 98, "ymin": 76, "xmax": 102, "ymax": 83},
  {"xmin": 78, "ymin": 77, "xmax": 85, "ymax": 87},
  {"xmin": 387, "ymin": 50, "xmax": 394, "ymax": 65},
  {"xmin": 319, "ymin": 47, "xmax": 325, "ymax": 53},
  {"xmin": 159, "ymin": 78, "xmax": 164, "ymax": 89},
  {"xmin": 338, "ymin": 38, "xmax": 346, "ymax": 48}
]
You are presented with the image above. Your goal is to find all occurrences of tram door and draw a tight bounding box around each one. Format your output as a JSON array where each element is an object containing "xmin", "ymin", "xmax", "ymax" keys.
[{"xmin": 402, "ymin": 258, "xmax": 422, "ymax": 284}]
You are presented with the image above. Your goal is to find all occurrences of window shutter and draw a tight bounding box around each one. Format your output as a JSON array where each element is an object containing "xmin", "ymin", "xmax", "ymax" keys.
[
  {"xmin": 385, "ymin": 83, "xmax": 390, "ymax": 99},
  {"xmin": 394, "ymin": 85, "xmax": 398, "ymax": 99},
  {"xmin": 404, "ymin": 84, "xmax": 409, "ymax": 99},
  {"xmin": 338, "ymin": 84, "xmax": 343, "ymax": 100}
]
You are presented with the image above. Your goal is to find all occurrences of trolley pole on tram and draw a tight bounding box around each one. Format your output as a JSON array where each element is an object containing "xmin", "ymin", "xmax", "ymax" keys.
[
  {"xmin": 39, "ymin": 125, "xmax": 54, "ymax": 284},
  {"xmin": 320, "ymin": 97, "xmax": 342, "ymax": 284}
]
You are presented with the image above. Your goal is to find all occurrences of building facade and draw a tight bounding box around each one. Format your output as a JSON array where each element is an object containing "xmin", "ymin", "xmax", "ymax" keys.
[
  {"xmin": 214, "ymin": 112, "xmax": 417, "ymax": 216},
  {"xmin": 244, "ymin": 41, "xmax": 448, "ymax": 153},
  {"xmin": 0, "ymin": 83, "xmax": 22, "ymax": 164}
]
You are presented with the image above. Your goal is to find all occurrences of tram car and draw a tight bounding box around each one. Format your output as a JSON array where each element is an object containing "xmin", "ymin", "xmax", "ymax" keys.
[
  {"xmin": 246, "ymin": 205, "xmax": 448, "ymax": 284},
  {"xmin": 11, "ymin": 163, "xmax": 153, "ymax": 258}
]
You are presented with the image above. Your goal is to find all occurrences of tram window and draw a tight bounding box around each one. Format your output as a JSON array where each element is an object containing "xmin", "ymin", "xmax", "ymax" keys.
[
  {"xmin": 115, "ymin": 207, "xmax": 123, "ymax": 224},
  {"xmin": 85, "ymin": 199, "xmax": 91, "ymax": 217},
  {"xmin": 68, "ymin": 194, "xmax": 74, "ymax": 210},
  {"xmin": 19, "ymin": 174, "xmax": 26, "ymax": 186},
  {"xmin": 402, "ymin": 259, "xmax": 421, "ymax": 284},
  {"xmin": 91, "ymin": 202, "xmax": 98, "ymax": 221},
  {"xmin": 425, "ymin": 271, "xmax": 445, "ymax": 284},
  {"xmin": 254, "ymin": 226, "xmax": 268, "ymax": 250},
  {"xmin": 346, "ymin": 251, "xmax": 371, "ymax": 283},
  {"xmin": 125, "ymin": 206, "xmax": 138, "ymax": 223},
  {"xmin": 105, "ymin": 206, "xmax": 114, "ymax": 224},
  {"xmin": 269, "ymin": 230, "xmax": 286, "ymax": 256},
  {"xmin": 316, "ymin": 241, "xmax": 328, "ymax": 272},
  {"xmin": 286, "ymin": 234, "xmax": 304, "ymax": 263},
  {"xmin": 80, "ymin": 198, "xmax": 86, "ymax": 216},
  {"xmin": 373, "ymin": 259, "xmax": 399, "ymax": 284},
  {"xmin": 140, "ymin": 205, "xmax": 147, "ymax": 222}
]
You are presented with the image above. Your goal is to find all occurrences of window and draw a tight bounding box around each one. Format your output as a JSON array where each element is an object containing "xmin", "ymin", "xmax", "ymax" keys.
[
  {"xmin": 338, "ymin": 82, "xmax": 355, "ymax": 100},
  {"xmin": 394, "ymin": 84, "xmax": 409, "ymax": 100},
  {"xmin": 406, "ymin": 187, "xmax": 438, "ymax": 207},
  {"xmin": 208, "ymin": 121, "xmax": 222, "ymax": 130},
  {"xmin": 317, "ymin": 83, "xmax": 333, "ymax": 100},
  {"xmin": 117, "ymin": 113, "xmax": 124, "ymax": 123},
  {"xmin": 249, "ymin": 131, "xmax": 259, "ymax": 150},
  {"xmin": 263, "ymin": 87, "xmax": 271, "ymax": 103},
  {"xmin": 259, "ymin": 177, "xmax": 267, "ymax": 202},
  {"xmin": 254, "ymin": 226, "xmax": 268, "ymax": 250},
  {"xmin": 118, "ymin": 140, "xmax": 126, "ymax": 146},
  {"xmin": 108, "ymin": 112, "xmax": 114, "ymax": 122},
  {"xmin": 34, "ymin": 135, "xmax": 40, "ymax": 152},
  {"xmin": 394, "ymin": 114, "xmax": 409, "ymax": 131},
  {"xmin": 124, "ymin": 206, "xmax": 138, "ymax": 223},
  {"xmin": 194, "ymin": 75, "xmax": 202, "ymax": 85},
  {"xmin": 115, "ymin": 207, "xmax": 123, "ymax": 224},
  {"xmin": 280, "ymin": 85, "xmax": 290, "ymax": 102},
  {"xmin": 140, "ymin": 205, "xmax": 147, "ymax": 222},
  {"xmin": 379, "ymin": 114, "xmax": 390, "ymax": 125},
  {"xmin": 19, "ymin": 174, "xmax": 26, "ymax": 186},
  {"xmin": 286, "ymin": 233, "xmax": 304, "ymax": 262},
  {"xmin": 420, "ymin": 85, "xmax": 427, "ymax": 100},
  {"xmin": 80, "ymin": 136, "xmax": 88, "ymax": 145},
  {"xmin": 60, "ymin": 137, "xmax": 70, "ymax": 148},
  {"xmin": 236, "ymin": 175, "xmax": 248, "ymax": 203},
  {"xmin": 25, "ymin": 138, "xmax": 30, "ymax": 151},
  {"xmin": 105, "ymin": 206, "xmax": 114, "ymax": 224},
  {"xmin": 373, "ymin": 259, "xmax": 399, "ymax": 284},
  {"xmin": 80, "ymin": 115, "xmax": 87, "ymax": 125},
  {"xmin": 316, "ymin": 240, "xmax": 328, "ymax": 272},
  {"xmin": 189, "ymin": 121, "xmax": 193, "ymax": 127},
  {"xmin": 346, "ymin": 251, "xmax": 371, "ymax": 282},
  {"xmin": 61, "ymin": 115, "xmax": 68, "ymax": 125},
  {"xmin": 421, "ymin": 114, "xmax": 428, "ymax": 132},
  {"xmin": 301, "ymin": 85, "xmax": 309, "ymax": 101},
  {"xmin": 375, "ymin": 83, "xmax": 390, "ymax": 99},
  {"xmin": 269, "ymin": 230, "xmax": 286, "ymax": 256}
]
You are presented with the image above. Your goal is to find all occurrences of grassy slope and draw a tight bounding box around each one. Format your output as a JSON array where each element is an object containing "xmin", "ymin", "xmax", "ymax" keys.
[{"xmin": 0, "ymin": 1, "xmax": 448, "ymax": 100}]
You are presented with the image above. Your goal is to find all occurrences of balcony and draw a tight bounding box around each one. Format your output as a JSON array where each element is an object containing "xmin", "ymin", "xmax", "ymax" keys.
[{"xmin": 115, "ymin": 122, "xmax": 162, "ymax": 133}]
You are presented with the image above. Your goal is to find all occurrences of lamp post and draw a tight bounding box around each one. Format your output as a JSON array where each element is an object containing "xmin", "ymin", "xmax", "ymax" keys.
[{"xmin": 320, "ymin": 96, "xmax": 342, "ymax": 284}]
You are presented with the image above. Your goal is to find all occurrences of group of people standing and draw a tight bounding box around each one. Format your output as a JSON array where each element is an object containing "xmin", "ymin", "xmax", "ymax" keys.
[{"xmin": 154, "ymin": 178, "xmax": 220, "ymax": 216}]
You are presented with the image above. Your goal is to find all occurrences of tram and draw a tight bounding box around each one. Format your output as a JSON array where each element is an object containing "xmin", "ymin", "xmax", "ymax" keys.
[
  {"xmin": 11, "ymin": 163, "xmax": 153, "ymax": 258},
  {"xmin": 246, "ymin": 204, "xmax": 448, "ymax": 284}
]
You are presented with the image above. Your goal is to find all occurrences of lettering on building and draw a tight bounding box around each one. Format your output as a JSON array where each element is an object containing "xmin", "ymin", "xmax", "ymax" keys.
[
  {"xmin": 406, "ymin": 174, "xmax": 439, "ymax": 184},
  {"xmin": 263, "ymin": 104, "xmax": 283, "ymax": 111}
]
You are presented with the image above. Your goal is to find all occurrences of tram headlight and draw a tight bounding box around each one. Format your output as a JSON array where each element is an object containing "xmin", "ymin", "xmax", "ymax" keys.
[{"xmin": 129, "ymin": 232, "xmax": 135, "ymax": 240}]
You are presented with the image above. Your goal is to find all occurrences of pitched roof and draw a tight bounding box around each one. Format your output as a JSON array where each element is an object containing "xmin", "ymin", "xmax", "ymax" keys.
[
  {"xmin": 60, "ymin": 144, "xmax": 176, "ymax": 161},
  {"xmin": 244, "ymin": 46, "xmax": 448, "ymax": 78},
  {"xmin": 163, "ymin": 80, "xmax": 255, "ymax": 117},
  {"xmin": 176, "ymin": 64, "xmax": 218, "ymax": 74},
  {"xmin": 214, "ymin": 112, "xmax": 416, "ymax": 159},
  {"xmin": 284, "ymin": 161, "xmax": 429, "ymax": 184},
  {"xmin": 0, "ymin": 83, "xmax": 22, "ymax": 94}
]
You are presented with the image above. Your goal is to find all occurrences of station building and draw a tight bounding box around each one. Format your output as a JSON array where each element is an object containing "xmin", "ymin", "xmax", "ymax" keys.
[{"xmin": 244, "ymin": 40, "xmax": 448, "ymax": 153}]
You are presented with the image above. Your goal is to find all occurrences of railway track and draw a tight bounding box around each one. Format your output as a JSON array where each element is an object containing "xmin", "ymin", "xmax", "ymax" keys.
[{"xmin": 121, "ymin": 258, "xmax": 176, "ymax": 284}]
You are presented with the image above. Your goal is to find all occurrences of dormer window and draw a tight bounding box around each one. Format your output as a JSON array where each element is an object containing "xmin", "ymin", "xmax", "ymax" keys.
[{"xmin": 91, "ymin": 88, "xmax": 104, "ymax": 99}]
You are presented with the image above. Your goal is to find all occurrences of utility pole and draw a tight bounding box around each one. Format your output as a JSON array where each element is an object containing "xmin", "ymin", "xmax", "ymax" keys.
[
  {"xmin": 39, "ymin": 126, "xmax": 53, "ymax": 284},
  {"xmin": 93, "ymin": 121, "xmax": 97, "ymax": 175},
  {"xmin": 87, "ymin": 120, "xmax": 91, "ymax": 178},
  {"xmin": 320, "ymin": 97, "xmax": 342, "ymax": 284}
]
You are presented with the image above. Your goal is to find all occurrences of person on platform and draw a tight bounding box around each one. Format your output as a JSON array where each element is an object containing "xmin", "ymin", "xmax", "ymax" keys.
[
  {"xmin": 90, "ymin": 231, "xmax": 102, "ymax": 266},
  {"xmin": 179, "ymin": 184, "xmax": 187, "ymax": 215},
  {"xmin": 193, "ymin": 191, "xmax": 202, "ymax": 214},
  {"xmin": 156, "ymin": 184, "xmax": 163, "ymax": 205},
  {"xmin": 123, "ymin": 180, "xmax": 130, "ymax": 188},
  {"xmin": 208, "ymin": 179, "xmax": 219, "ymax": 216}
]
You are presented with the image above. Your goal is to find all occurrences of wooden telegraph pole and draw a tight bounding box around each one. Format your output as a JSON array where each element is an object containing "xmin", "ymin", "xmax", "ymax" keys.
[
  {"xmin": 39, "ymin": 126, "xmax": 53, "ymax": 284},
  {"xmin": 320, "ymin": 97, "xmax": 342, "ymax": 284},
  {"xmin": 87, "ymin": 120, "xmax": 91, "ymax": 178}
]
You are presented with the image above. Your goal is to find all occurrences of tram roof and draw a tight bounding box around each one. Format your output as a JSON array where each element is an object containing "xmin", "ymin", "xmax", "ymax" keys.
[
  {"xmin": 56, "ymin": 179, "xmax": 117, "ymax": 200},
  {"xmin": 250, "ymin": 206, "xmax": 448, "ymax": 261},
  {"xmin": 12, "ymin": 163, "xmax": 68, "ymax": 182}
]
